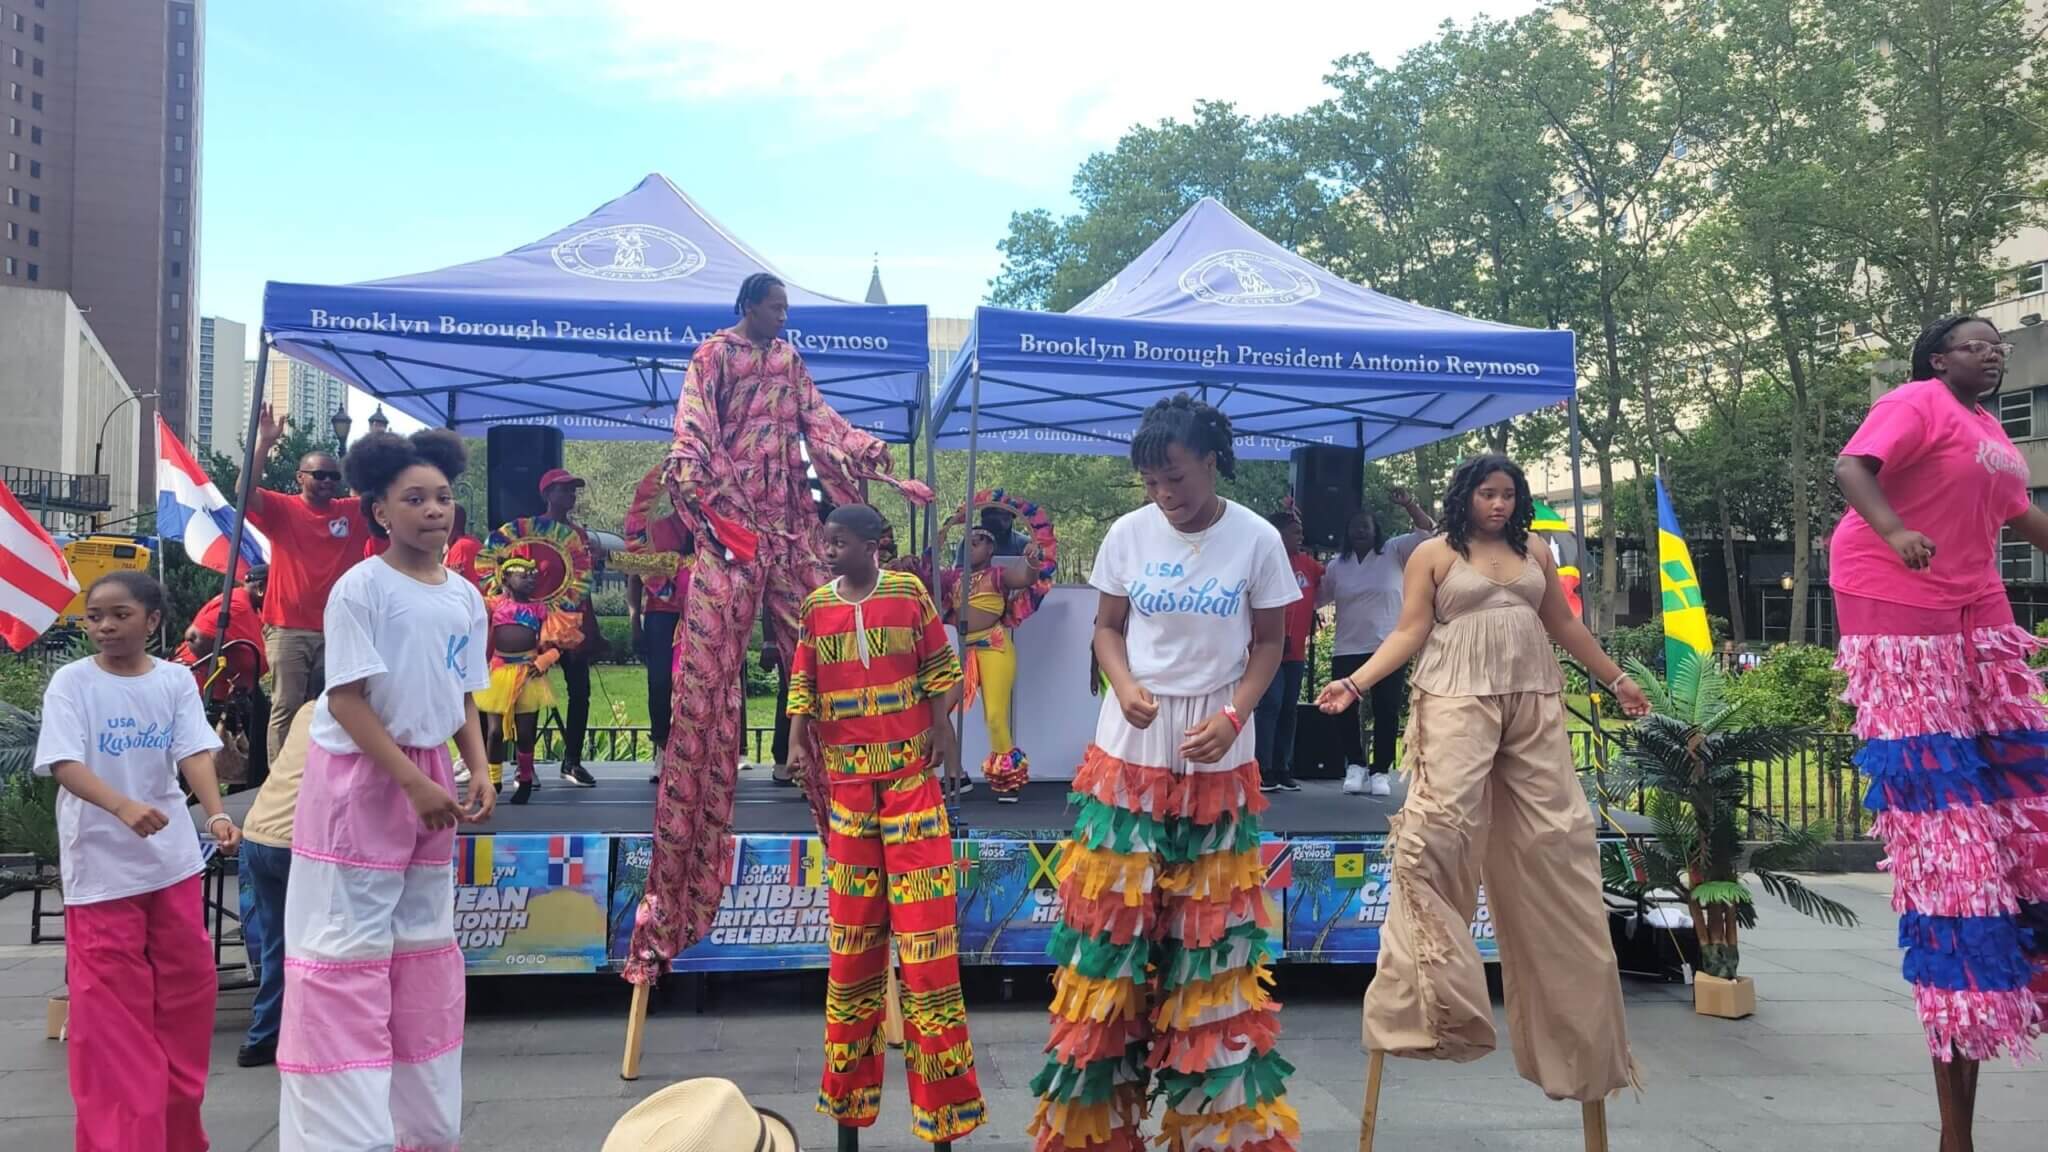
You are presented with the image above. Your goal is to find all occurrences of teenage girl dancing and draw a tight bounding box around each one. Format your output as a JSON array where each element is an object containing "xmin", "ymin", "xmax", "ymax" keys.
[
  {"xmin": 36, "ymin": 571, "xmax": 240, "ymax": 1152},
  {"xmin": 279, "ymin": 429, "xmax": 494, "ymax": 1152},
  {"xmin": 1314, "ymin": 454, "xmax": 1647, "ymax": 1103},
  {"xmin": 1028, "ymin": 395, "xmax": 1300, "ymax": 1152},
  {"xmin": 476, "ymin": 556, "xmax": 558, "ymax": 805}
]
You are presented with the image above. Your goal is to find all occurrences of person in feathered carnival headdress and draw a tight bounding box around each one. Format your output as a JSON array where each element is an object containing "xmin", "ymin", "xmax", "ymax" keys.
[
  {"xmin": 624, "ymin": 272, "xmax": 936, "ymax": 987},
  {"xmin": 951, "ymin": 491, "xmax": 1057, "ymax": 802},
  {"xmin": 474, "ymin": 556, "xmax": 559, "ymax": 805}
]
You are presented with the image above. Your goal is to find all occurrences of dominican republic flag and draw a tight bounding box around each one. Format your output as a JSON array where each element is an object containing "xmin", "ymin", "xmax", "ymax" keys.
[
  {"xmin": 0, "ymin": 479, "xmax": 79, "ymax": 651},
  {"xmin": 547, "ymin": 835, "xmax": 586, "ymax": 887},
  {"xmin": 157, "ymin": 415, "xmax": 270, "ymax": 575}
]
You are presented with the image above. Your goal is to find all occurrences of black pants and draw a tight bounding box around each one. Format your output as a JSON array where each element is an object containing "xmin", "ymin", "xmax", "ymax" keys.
[
  {"xmin": 1253, "ymin": 660, "xmax": 1305, "ymax": 784},
  {"xmin": 559, "ymin": 649, "xmax": 591, "ymax": 766},
  {"xmin": 772, "ymin": 666, "xmax": 791, "ymax": 766},
  {"xmin": 1330, "ymin": 651, "xmax": 1405, "ymax": 774},
  {"xmin": 641, "ymin": 611, "xmax": 680, "ymax": 754}
]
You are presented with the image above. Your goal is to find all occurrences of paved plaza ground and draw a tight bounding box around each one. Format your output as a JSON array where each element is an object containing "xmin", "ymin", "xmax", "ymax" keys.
[{"xmin": 0, "ymin": 873, "xmax": 2040, "ymax": 1150}]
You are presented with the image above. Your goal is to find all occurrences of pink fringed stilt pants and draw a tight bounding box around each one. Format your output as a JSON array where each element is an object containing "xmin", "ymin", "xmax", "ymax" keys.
[{"xmin": 1835, "ymin": 590, "xmax": 2048, "ymax": 1062}]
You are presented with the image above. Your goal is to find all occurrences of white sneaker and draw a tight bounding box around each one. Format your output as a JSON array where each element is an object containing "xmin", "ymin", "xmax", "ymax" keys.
[
  {"xmin": 1342, "ymin": 765, "xmax": 1368, "ymax": 795},
  {"xmin": 1369, "ymin": 773, "xmax": 1393, "ymax": 797},
  {"xmin": 453, "ymin": 758, "xmax": 471, "ymax": 786}
]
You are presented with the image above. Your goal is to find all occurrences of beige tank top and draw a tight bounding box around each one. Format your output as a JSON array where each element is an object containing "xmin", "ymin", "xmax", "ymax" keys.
[{"xmin": 1408, "ymin": 553, "xmax": 1563, "ymax": 697}]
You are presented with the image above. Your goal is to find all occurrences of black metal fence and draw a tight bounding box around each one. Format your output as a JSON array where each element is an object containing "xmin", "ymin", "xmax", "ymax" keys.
[{"xmin": 1572, "ymin": 730, "xmax": 1868, "ymax": 841}]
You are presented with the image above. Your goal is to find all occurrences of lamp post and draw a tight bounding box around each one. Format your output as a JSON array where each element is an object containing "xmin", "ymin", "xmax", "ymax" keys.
[
  {"xmin": 93, "ymin": 390, "xmax": 159, "ymax": 479},
  {"xmin": 330, "ymin": 402, "xmax": 353, "ymax": 456},
  {"xmin": 367, "ymin": 404, "xmax": 390, "ymax": 436}
]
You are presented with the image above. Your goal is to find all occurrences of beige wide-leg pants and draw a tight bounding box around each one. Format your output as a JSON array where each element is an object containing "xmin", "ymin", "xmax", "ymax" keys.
[{"xmin": 1364, "ymin": 689, "xmax": 1635, "ymax": 1102}]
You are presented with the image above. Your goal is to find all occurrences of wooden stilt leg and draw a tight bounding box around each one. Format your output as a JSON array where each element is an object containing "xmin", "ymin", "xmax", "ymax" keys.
[
  {"xmin": 1357, "ymin": 1050, "xmax": 1384, "ymax": 1152},
  {"xmin": 838, "ymin": 1125, "xmax": 859, "ymax": 1151},
  {"xmin": 882, "ymin": 948, "xmax": 906, "ymax": 1048},
  {"xmin": 1581, "ymin": 1100, "xmax": 1608, "ymax": 1152},
  {"xmin": 620, "ymin": 981, "xmax": 651, "ymax": 1081}
]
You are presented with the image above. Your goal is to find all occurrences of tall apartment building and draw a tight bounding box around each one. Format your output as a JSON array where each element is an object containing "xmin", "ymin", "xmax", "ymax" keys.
[
  {"xmin": 0, "ymin": 0, "xmax": 203, "ymax": 495},
  {"xmin": 194, "ymin": 315, "xmax": 243, "ymax": 455},
  {"xmin": 264, "ymin": 351, "xmax": 349, "ymax": 431}
]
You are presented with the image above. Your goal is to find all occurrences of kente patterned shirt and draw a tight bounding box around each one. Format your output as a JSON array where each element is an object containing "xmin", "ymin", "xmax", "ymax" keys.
[{"xmin": 787, "ymin": 569, "xmax": 963, "ymax": 784}]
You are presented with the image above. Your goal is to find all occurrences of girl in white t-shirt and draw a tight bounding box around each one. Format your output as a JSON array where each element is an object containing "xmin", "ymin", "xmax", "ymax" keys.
[
  {"xmin": 1028, "ymin": 395, "xmax": 1301, "ymax": 1152},
  {"xmin": 279, "ymin": 430, "xmax": 492, "ymax": 1152},
  {"xmin": 34, "ymin": 571, "xmax": 239, "ymax": 1152}
]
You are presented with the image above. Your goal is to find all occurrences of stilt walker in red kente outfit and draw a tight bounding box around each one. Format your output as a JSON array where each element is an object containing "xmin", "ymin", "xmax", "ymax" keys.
[
  {"xmin": 622, "ymin": 273, "xmax": 933, "ymax": 987},
  {"xmin": 788, "ymin": 504, "xmax": 985, "ymax": 1144}
]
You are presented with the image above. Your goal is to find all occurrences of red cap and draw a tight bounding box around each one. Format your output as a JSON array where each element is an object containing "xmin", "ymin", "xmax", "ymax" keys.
[{"xmin": 538, "ymin": 468, "xmax": 586, "ymax": 495}]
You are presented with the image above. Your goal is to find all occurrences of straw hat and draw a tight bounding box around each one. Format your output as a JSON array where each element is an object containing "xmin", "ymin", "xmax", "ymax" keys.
[{"xmin": 602, "ymin": 1078, "xmax": 801, "ymax": 1152}]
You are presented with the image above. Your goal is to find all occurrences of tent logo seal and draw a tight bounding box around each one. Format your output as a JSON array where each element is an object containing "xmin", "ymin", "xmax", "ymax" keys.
[
  {"xmin": 1179, "ymin": 250, "xmax": 1319, "ymax": 308},
  {"xmin": 551, "ymin": 224, "xmax": 706, "ymax": 283}
]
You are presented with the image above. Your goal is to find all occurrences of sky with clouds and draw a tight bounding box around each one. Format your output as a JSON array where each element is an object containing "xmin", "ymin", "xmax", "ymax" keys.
[{"xmin": 201, "ymin": 0, "xmax": 1536, "ymax": 398}]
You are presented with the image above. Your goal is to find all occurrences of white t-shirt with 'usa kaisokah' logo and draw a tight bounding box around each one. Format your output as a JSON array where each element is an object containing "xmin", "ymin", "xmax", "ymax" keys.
[
  {"xmin": 310, "ymin": 556, "xmax": 491, "ymax": 754},
  {"xmin": 1090, "ymin": 500, "xmax": 1300, "ymax": 698}
]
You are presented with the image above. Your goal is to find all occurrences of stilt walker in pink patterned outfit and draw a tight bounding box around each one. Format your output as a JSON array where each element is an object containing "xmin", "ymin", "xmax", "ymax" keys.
[
  {"xmin": 1832, "ymin": 316, "xmax": 2048, "ymax": 1152},
  {"xmin": 279, "ymin": 430, "xmax": 495, "ymax": 1152},
  {"xmin": 623, "ymin": 273, "xmax": 933, "ymax": 985}
]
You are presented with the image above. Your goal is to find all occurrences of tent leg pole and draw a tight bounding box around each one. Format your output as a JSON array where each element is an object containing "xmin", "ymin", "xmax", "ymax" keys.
[
  {"xmin": 950, "ymin": 358, "xmax": 982, "ymax": 798},
  {"xmin": 1568, "ymin": 391, "xmax": 1588, "ymax": 628}
]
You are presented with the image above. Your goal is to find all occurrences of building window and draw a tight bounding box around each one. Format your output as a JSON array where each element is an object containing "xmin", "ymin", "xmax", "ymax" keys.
[
  {"xmin": 1999, "ymin": 390, "xmax": 2033, "ymax": 439},
  {"xmin": 170, "ymin": 292, "xmax": 181, "ymax": 309},
  {"xmin": 28, "ymin": 125, "xmax": 37, "ymax": 144},
  {"xmin": 174, "ymin": 104, "xmax": 185, "ymax": 121},
  {"xmin": 172, "ymin": 228, "xmax": 182, "ymax": 246},
  {"xmin": 172, "ymin": 135, "xmax": 183, "ymax": 152},
  {"xmin": 26, "ymin": 227, "xmax": 35, "ymax": 247},
  {"xmin": 5, "ymin": 117, "xmax": 15, "ymax": 136},
  {"xmin": 5, "ymin": 153, "xmax": 14, "ymax": 171},
  {"xmin": 27, "ymin": 192, "xmax": 37, "ymax": 212},
  {"xmin": 10, "ymin": 15, "xmax": 22, "ymax": 33},
  {"xmin": 4, "ymin": 186, "xmax": 14, "ymax": 205},
  {"xmin": 171, "ymin": 166, "xmax": 182, "ymax": 184},
  {"xmin": 170, "ymin": 324, "xmax": 180, "ymax": 339},
  {"xmin": 3, "ymin": 256, "xmax": 14, "ymax": 275},
  {"xmin": 9, "ymin": 48, "xmax": 20, "ymax": 67},
  {"xmin": 4, "ymin": 221, "xmax": 13, "ymax": 240},
  {"xmin": 170, "ymin": 261, "xmax": 182, "ymax": 278},
  {"xmin": 33, "ymin": 22, "xmax": 43, "ymax": 42},
  {"xmin": 29, "ymin": 92, "xmax": 40, "ymax": 111},
  {"xmin": 176, "ymin": 73, "xmax": 186, "ymax": 90},
  {"xmin": 26, "ymin": 159, "xmax": 36, "ymax": 178},
  {"xmin": 24, "ymin": 261, "xmax": 33, "ymax": 281},
  {"xmin": 30, "ymin": 57, "xmax": 39, "ymax": 78},
  {"xmin": 2022, "ymin": 263, "xmax": 2047, "ymax": 297},
  {"xmin": 7, "ymin": 84, "xmax": 19, "ymax": 102},
  {"xmin": 176, "ymin": 8, "xmax": 188, "ymax": 24},
  {"xmin": 175, "ymin": 41, "xmax": 185, "ymax": 57}
]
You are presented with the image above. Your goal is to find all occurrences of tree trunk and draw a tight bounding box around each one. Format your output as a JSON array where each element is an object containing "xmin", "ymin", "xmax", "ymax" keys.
[
  {"xmin": 1716, "ymin": 479, "xmax": 1745, "ymax": 646},
  {"xmin": 1597, "ymin": 288, "xmax": 1627, "ymax": 634},
  {"xmin": 1689, "ymin": 899, "xmax": 1742, "ymax": 980},
  {"xmin": 1768, "ymin": 266, "xmax": 1813, "ymax": 645},
  {"xmin": 1595, "ymin": 447, "xmax": 1619, "ymax": 633}
]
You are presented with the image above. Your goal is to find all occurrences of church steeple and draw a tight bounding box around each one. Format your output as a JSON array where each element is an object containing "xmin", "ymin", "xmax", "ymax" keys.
[{"xmin": 864, "ymin": 255, "xmax": 888, "ymax": 305}]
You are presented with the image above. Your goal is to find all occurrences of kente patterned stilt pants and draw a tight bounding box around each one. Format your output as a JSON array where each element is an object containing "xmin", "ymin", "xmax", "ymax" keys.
[
  {"xmin": 1029, "ymin": 687, "xmax": 1298, "ymax": 1152},
  {"xmin": 819, "ymin": 770, "xmax": 986, "ymax": 1142}
]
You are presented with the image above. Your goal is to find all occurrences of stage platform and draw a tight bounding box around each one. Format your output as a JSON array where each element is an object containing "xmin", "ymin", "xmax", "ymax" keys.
[{"xmin": 224, "ymin": 762, "xmax": 1649, "ymax": 838}]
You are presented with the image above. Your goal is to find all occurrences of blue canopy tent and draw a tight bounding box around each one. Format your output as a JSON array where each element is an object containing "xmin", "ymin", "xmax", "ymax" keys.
[
  {"xmin": 931, "ymin": 196, "xmax": 1590, "ymax": 549},
  {"xmin": 209, "ymin": 176, "xmax": 937, "ymax": 641},
  {"xmin": 260, "ymin": 173, "xmax": 929, "ymax": 442}
]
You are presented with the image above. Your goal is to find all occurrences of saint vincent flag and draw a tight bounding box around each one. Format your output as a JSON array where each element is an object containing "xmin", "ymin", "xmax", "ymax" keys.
[
  {"xmin": 1332, "ymin": 849, "xmax": 1368, "ymax": 889},
  {"xmin": 1655, "ymin": 478, "xmax": 1713, "ymax": 676},
  {"xmin": 1531, "ymin": 499, "xmax": 1583, "ymax": 618}
]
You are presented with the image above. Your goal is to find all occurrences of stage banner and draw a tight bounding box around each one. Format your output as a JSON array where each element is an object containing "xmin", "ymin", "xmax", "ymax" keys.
[
  {"xmin": 1281, "ymin": 837, "xmax": 1497, "ymax": 963},
  {"xmin": 454, "ymin": 833, "xmax": 611, "ymax": 974},
  {"xmin": 608, "ymin": 834, "xmax": 832, "ymax": 971}
]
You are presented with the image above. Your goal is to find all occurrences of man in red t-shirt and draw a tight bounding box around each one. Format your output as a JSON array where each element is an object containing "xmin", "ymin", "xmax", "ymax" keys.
[
  {"xmin": 180, "ymin": 567, "xmax": 270, "ymax": 701},
  {"xmin": 245, "ymin": 404, "xmax": 370, "ymax": 756},
  {"xmin": 1255, "ymin": 510, "xmax": 1322, "ymax": 792}
]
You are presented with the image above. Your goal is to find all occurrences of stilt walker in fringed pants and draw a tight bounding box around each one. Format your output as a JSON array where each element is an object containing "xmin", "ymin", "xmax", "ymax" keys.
[
  {"xmin": 789, "ymin": 539, "xmax": 984, "ymax": 1143},
  {"xmin": 622, "ymin": 277, "xmax": 933, "ymax": 986},
  {"xmin": 1837, "ymin": 591, "xmax": 2048, "ymax": 1057}
]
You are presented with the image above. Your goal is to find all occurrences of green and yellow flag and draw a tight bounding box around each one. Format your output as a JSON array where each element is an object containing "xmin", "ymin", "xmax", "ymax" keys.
[{"xmin": 1655, "ymin": 478, "xmax": 1712, "ymax": 676}]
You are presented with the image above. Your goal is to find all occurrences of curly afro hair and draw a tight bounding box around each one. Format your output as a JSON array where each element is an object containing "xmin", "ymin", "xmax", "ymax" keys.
[
  {"xmin": 1439, "ymin": 453, "xmax": 1533, "ymax": 559},
  {"xmin": 343, "ymin": 428, "xmax": 469, "ymax": 539},
  {"xmin": 1130, "ymin": 393, "xmax": 1237, "ymax": 479}
]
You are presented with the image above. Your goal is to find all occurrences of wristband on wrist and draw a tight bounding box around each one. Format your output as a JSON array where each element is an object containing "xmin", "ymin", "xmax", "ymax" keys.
[
  {"xmin": 1221, "ymin": 704, "xmax": 1244, "ymax": 733},
  {"xmin": 206, "ymin": 813, "xmax": 232, "ymax": 829},
  {"xmin": 1342, "ymin": 676, "xmax": 1363, "ymax": 699},
  {"xmin": 1604, "ymin": 672, "xmax": 1630, "ymax": 695}
]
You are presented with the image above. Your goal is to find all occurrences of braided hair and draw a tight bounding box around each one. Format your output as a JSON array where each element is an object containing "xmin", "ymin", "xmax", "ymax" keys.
[
  {"xmin": 734, "ymin": 273, "xmax": 785, "ymax": 317},
  {"xmin": 1130, "ymin": 394, "xmax": 1237, "ymax": 479},
  {"xmin": 1439, "ymin": 453, "xmax": 1533, "ymax": 559},
  {"xmin": 1910, "ymin": 314, "xmax": 1995, "ymax": 380},
  {"xmin": 343, "ymin": 429, "xmax": 469, "ymax": 539}
]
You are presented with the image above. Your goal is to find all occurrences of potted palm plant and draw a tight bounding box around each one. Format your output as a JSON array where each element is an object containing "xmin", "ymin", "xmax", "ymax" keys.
[
  {"xmin": 1603, "ymin": 652, "xmax": 1858, "ymax": 1018},
  {"xmin": 0, "ymin": 696, "xmax": 65, "ymax": 1037}
]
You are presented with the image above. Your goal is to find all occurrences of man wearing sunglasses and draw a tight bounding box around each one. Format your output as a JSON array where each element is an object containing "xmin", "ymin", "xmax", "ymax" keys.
[{"xmin": 245, "ymin": 403, "xmax": 371, "ymax": 757}]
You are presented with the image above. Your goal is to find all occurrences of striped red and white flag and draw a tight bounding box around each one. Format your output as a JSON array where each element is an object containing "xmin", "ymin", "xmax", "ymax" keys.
[{"xmin": 0, "ymin": 479, "xmax": 79, "ymax": 651}]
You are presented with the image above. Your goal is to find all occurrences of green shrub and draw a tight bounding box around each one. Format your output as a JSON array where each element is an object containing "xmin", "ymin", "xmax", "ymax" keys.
[
  {"xmin": 0, "ymin": 654, "xmax": 46, "ymax": 712},
  {"xmin": 595, "ymin": 616, "xmax": 635, "ymax": 664},
  {"xmin": 1725, "ymin": 643, "xmax": 1849, "ymax": 730},
  {"xmin": 2032, "ymin": 619, "xmax": 2048, "ymax": 668}
]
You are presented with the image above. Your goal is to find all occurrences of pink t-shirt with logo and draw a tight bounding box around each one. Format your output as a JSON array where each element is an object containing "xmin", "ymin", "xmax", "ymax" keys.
[{"xmin": 1829, "ymin": 378, "xmax": 2032, "ymax": 609}]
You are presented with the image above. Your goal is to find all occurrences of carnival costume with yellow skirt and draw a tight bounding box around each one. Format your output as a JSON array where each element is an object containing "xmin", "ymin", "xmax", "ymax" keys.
[{"xmin": 945, "ymin": 489, "xmax": 1058, "ymax": 799}]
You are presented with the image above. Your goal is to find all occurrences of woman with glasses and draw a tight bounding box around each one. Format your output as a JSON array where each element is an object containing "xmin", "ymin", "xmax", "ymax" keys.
[{"xmin": 1831, "ymin": 315, "xmax": 2048, "ymax": 1150}]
